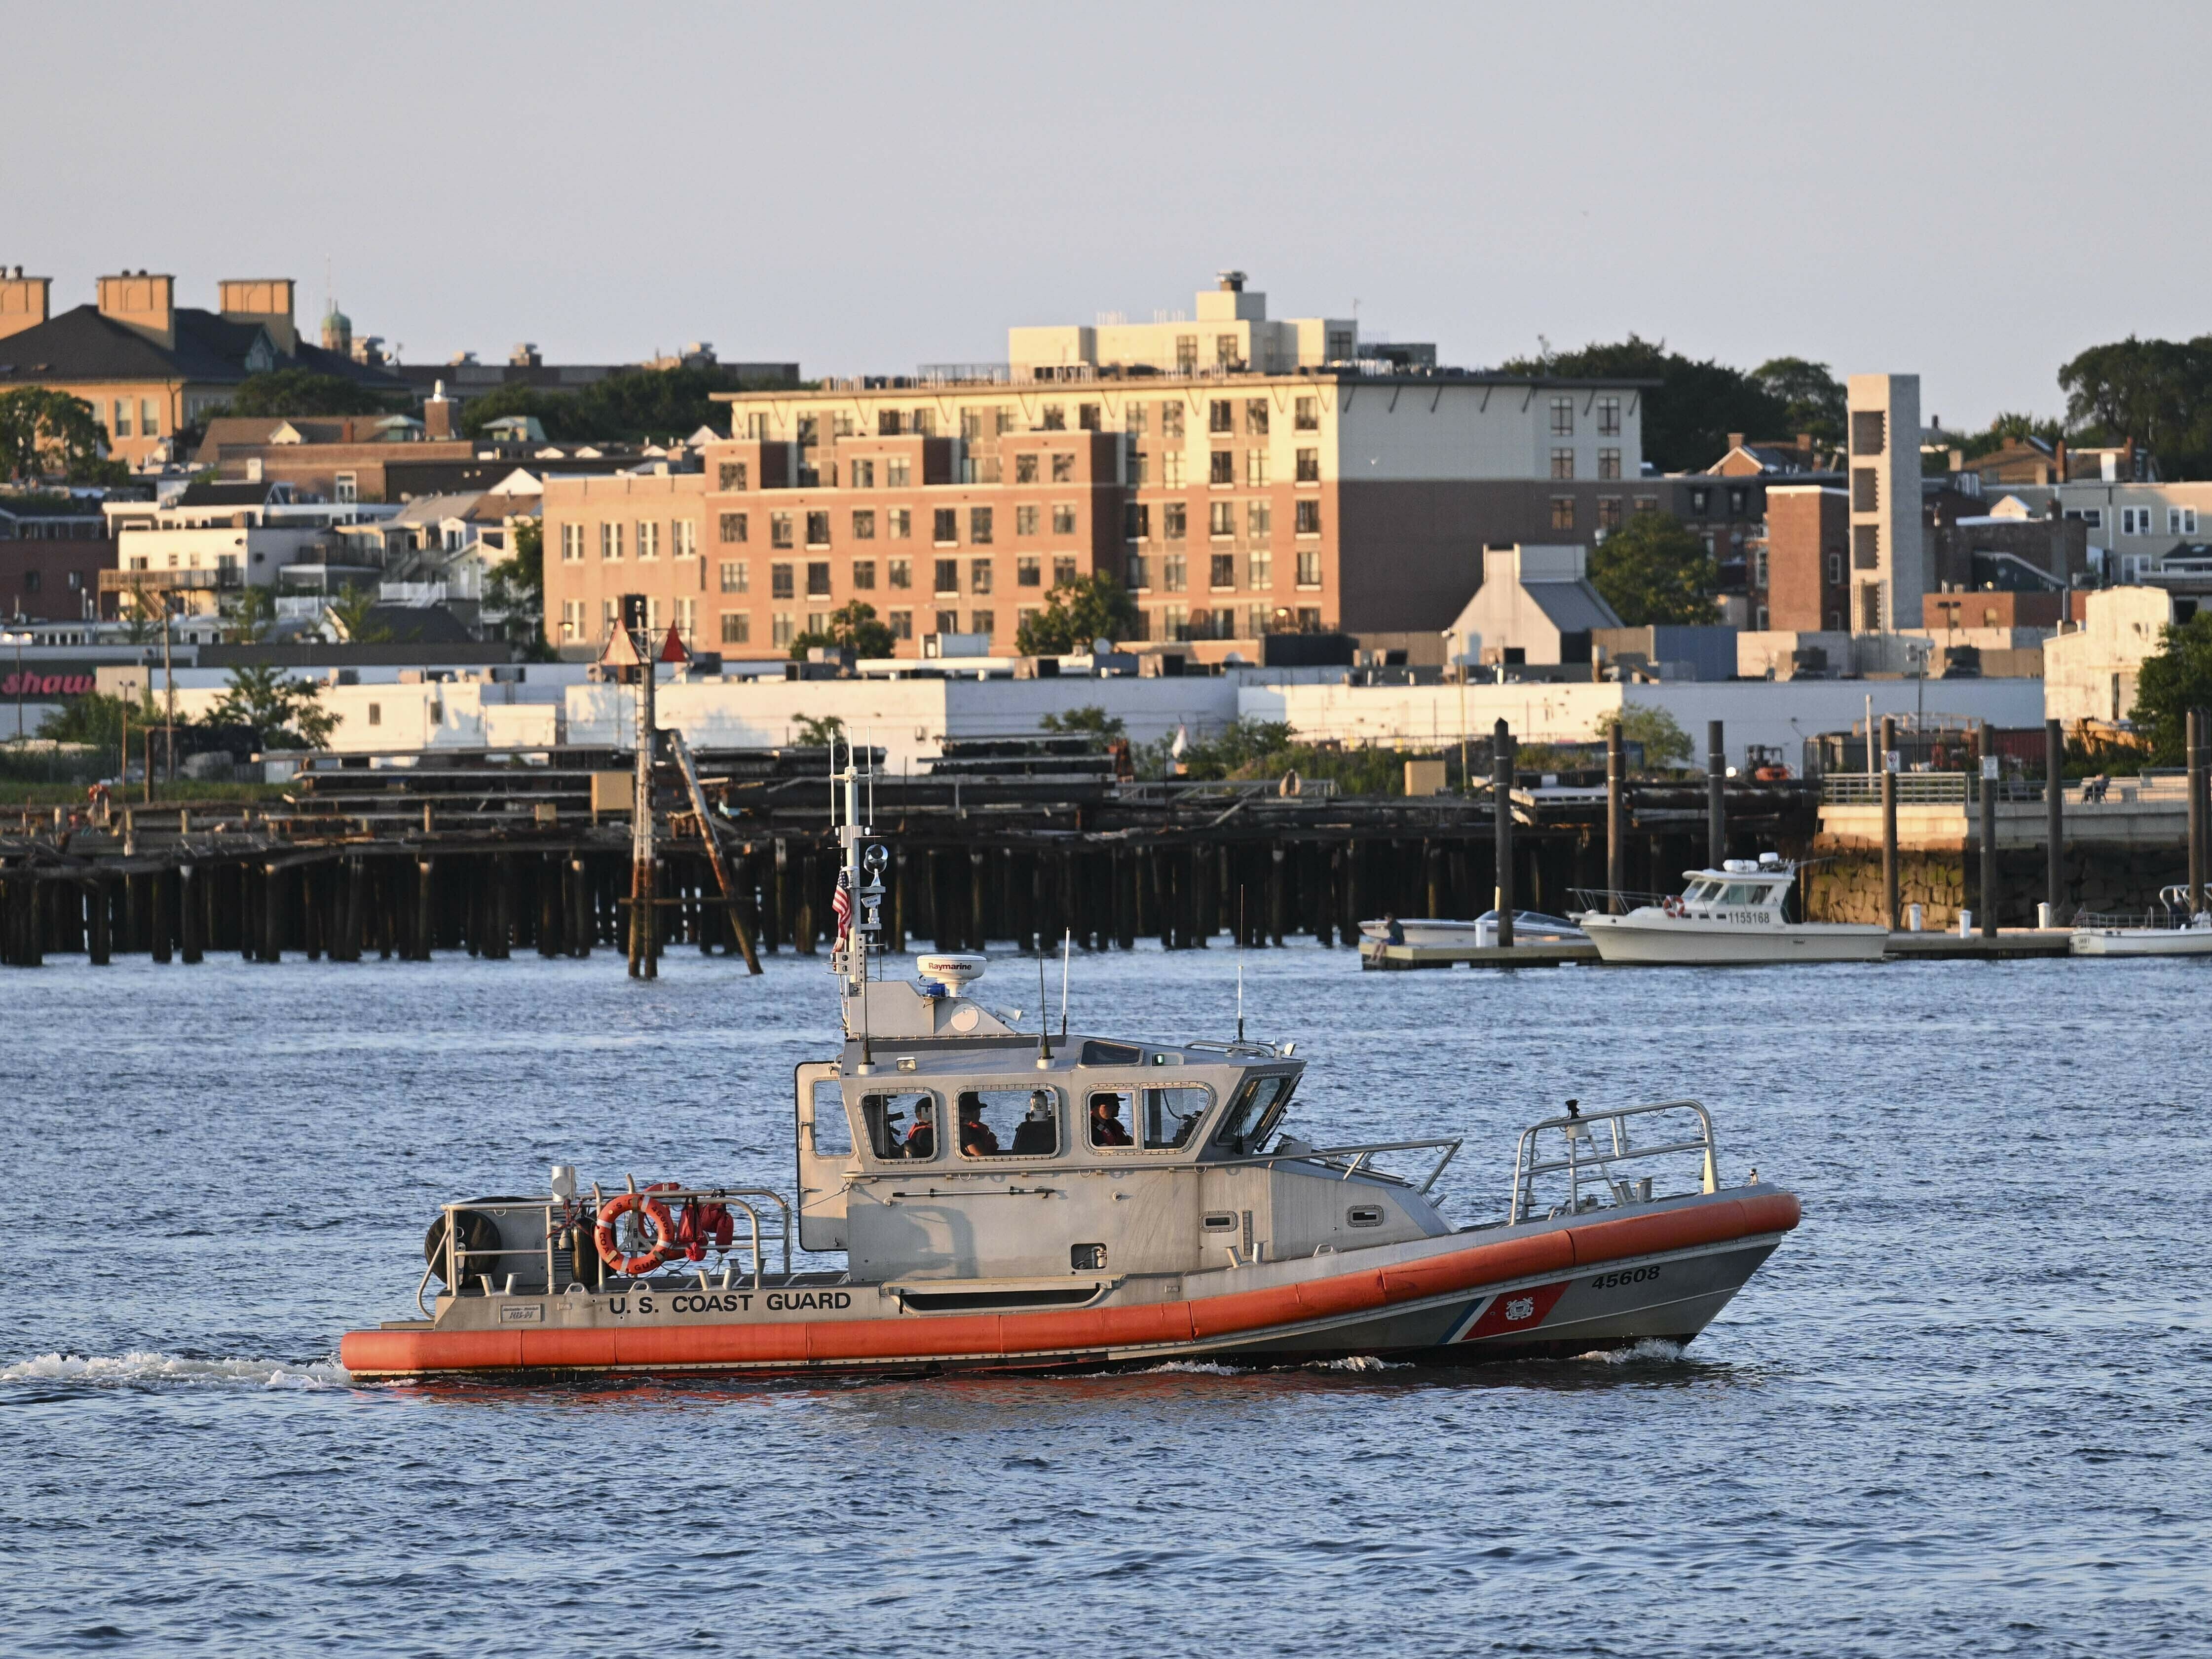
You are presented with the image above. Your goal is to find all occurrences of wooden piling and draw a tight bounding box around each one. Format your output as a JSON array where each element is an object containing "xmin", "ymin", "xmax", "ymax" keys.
[
  {"xmin": 1493, "ymin": 719, "xmax": 1515, "ymax": 947},
  {"xmin": 1880, "ymin": 715, "xmax": 1900, "ymax": 930},
  {"xmin": 2046, "ymin": 716, "xmax": 2064, "ymax": 923}
]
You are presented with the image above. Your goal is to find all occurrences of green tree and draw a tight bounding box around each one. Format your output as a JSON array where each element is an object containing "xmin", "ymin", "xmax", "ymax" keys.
[
  {"xmin": 1959, "ymin": 410, "xmax": 2065, "ymax": 460},
  {"xmin": 2057, "ymin": 335, "xmax": 2212, "ymax": 475},
  {"xmin": 1013, "ymin": 572, "xmax": 1141, "ymax": 656},
  {"xmin": 221, "ymin": 585, "xmax": 275, "ymax": 643},
  {"xmin": 0, "ymin": 387, "xmax": 128, "ymax": 484},
  {"xmin": 1499, "ymin": 335, "xmax": 1787, "ymax": 472},
  {"xmin": 206, "ymin": 664, "xmax": 336, "ymax": 749},
  {"xmin": 788, "ymin": 599, "xmax": 896, "ymax": 662},
  {"xmin": 36, "ymin": 688, "xmax": 153, "ymax": 758},
  {"xmin": 458, "ymin": 383, "xmax": 591, "ymax": 443},
  {"xmin": 1750, "ymin": 357, "xmax": 1846, "ymax": 444},
  {"xmin": 792, "ymin": 713, "xmax": 846, "ymax": 746},
  {"xmin": 2130, "ymin": 611, "xmax": 2212, "ymax": 766},
  {"xmin": 325, "ymin": 581, "xmax": 393, "ymax": 643},
  {"xmin": 485, "ymin": 518, "xmax": 552, "ymax": 656},
  {"xmin": 1038, "ymin": 706, "xmax": 1125, "ymax": 741},
  {"xmin": 1586, "ymin": 511, "xmax": 1719, "ymax": 625},
  {"xmin": 220, "ymin": 370, "xmax": 405, "ymax": 419},
  {"xmin": 1594, "ymin": 703, "xmax": 1694, "ymax": 768},
  {"xmin": 459, "ymin": 364, "xmax": 800, "ymax": 445}
]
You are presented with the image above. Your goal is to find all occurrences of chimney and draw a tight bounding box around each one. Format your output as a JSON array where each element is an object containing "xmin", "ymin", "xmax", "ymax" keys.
[
  {"xmin": 424, "ymin": 380, "xmax": 455, "ymax": 440},
  {"xmin": 218, "ymin": 278, "xmax": 298, "ymax": 354},
  {"xmin": 0, "ymin": 269, "xmax": 50, "ymax": 341},
  {"xmin": 97, "ymin": 271, "xmax": 177, "ymax": 350},
  {"xmin": 2054, "ymin": 438, "xmax": 2068, "ymax": 483}
]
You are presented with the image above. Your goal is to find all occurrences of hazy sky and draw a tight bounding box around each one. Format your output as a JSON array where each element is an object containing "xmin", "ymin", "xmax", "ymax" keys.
[{"xmin": 9, "ymin": 1, "xmax": 2207, "ymax": 427}]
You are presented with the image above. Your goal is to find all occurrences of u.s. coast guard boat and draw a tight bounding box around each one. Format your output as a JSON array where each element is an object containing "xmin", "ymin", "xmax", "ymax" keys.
[{"xmin": 340, "ymin": 757, "xmax": 1800, "ymax": 1381}]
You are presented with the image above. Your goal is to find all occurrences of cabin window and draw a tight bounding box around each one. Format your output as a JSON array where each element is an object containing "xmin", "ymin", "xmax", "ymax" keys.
[
  {"xmin": 1142, "ymin": 1085, "xmax": 1211, "ymax": 1150},
  {"xmin": 862, "ymin": 1091, "xmax": 939, "ymax": 1161},
  {"xmin": 1719, "ymin": 883, "xmax": 1763, "ymax": 905},
  {"xmin": 1086, "ymin": 1089, "xmax": 1137, "ymax": 1149},
  {"xmin": 1212, "ymin": 1074, "xmax": 1296, "ymax": 1151},
  {"xmin": 955, "ymin": 1087, "xmax": 1061, "ymax": 1159},
  {"xmin": 1684, "ymin": 880, "xmax": 1721, "ymax": 903},
  {"xmin": 809, "ymin": 1079, "xmax": 853, "ymax": 1157}
]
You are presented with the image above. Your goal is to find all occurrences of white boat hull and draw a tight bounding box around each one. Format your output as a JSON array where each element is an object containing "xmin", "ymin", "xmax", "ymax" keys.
[
  {"xmin": 2069, "ymin": 927, "xmax": 2212, "ymax": 956},
  {"xmin": 1580, "ymin": 912, "xmax": 1890, "ymax": 965}
]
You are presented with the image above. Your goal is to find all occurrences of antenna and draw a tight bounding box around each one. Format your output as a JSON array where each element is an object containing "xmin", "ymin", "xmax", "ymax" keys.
[
  {"xmin": 1059, "ymin": 927, "xmax": 1071, "ymax": 1039},
  {"xmin": 1236, "ymin": 890, "xmax": 1246, "ymax": 1043},
  {"xmin": 1035, "ymin": 952, "xmax": 1051, "ymax": 1068}
]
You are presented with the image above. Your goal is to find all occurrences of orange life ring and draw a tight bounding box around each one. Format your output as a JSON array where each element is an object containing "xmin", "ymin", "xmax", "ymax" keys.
[
  {"xmin": 1662, "ymin": 896, "xmax": 1687, "ymax": 917},
  {"xmin": 595, "ymin": 1188, "xmax": 678, "ymax": 1276}
]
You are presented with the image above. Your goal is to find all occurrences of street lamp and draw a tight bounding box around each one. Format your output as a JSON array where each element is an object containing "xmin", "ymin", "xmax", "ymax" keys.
[{"xmin": 0, "ymin": 630, "xmax": 33, "ymax": 745}]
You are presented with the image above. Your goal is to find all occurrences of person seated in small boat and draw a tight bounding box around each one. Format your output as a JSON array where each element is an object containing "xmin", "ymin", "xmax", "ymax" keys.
[
  {"xmin": 1089, "ymin": 1093, "xmax": 1133, "ymax": 1147},
  {"xmin": 957, "ymin": 1093, "xmax": 1001, "ymax": 1157},
  {"xmin": 1010, "ymin": 1092, "xmax": 1057, "ymax": 1156},
  {"xmin": 901, "ymin": 1098, "xmax": 937, "ymax": 1160}
]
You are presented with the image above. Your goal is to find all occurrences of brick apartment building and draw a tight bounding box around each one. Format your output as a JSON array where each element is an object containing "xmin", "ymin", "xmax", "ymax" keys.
[
  {"xmin": 0, "ymin": 496, "xmax": 113, "ymax": 623},
  {"xmin": 542, "ymin": 276, "xmax": 1656, "ymax": 658}
]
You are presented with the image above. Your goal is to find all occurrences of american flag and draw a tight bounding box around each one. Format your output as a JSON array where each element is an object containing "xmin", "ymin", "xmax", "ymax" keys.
[{"xmin": 831, "ymin": 868, "xmax": 854, "ymax": 939}]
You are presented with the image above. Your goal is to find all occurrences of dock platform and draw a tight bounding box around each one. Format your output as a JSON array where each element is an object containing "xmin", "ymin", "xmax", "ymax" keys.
[{"xmin": 1361, "ymin": 940, "xmax": 1600, "ymax": 969}]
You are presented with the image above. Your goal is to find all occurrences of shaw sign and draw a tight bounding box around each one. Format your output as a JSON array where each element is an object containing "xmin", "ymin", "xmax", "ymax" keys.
[{"xmin": 2, "ymin": 671, "xmax": 98, "ymax": 699}]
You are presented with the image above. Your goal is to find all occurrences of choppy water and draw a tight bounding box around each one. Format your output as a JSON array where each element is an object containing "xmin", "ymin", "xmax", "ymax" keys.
[{"xmin": 4, "ymin": 943, "xmax": 2207, "ymax": 1656}]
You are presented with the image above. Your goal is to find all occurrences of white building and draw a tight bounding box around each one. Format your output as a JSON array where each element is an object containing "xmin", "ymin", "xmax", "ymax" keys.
[
  {"xmin": 2042, "ymin": 586, "xmax": 2174, "ymax": 724},
  {"xmin": 1443, "ymin": 545, "xmax": 1621, "ymax": 668},
  {"xmin": 1847, "ymin": 373, "xmax": 1924, "ymax": 634}
]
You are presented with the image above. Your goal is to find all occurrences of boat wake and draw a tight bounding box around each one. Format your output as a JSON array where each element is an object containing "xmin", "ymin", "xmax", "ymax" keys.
[
  {"xmin": 1572, "ymin": 1338, "xmax": 1686, "ymax": 1365},
  {"xmin": 0, "ymin": 1351, "xmax": 354, "ymax": 1390}
]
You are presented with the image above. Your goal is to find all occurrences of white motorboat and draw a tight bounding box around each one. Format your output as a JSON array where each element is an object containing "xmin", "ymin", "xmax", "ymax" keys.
[
  {"xmin": 1576, "ymin": 854, "xmax": 1889, "ymax": 966},
  {"xmin": 2070, "ymin": 887, "xmax": 2212, "ymax": 956},
  {"xmin": 1358, "ymin": 910, "xmax": 1589, "ymax": 949}
]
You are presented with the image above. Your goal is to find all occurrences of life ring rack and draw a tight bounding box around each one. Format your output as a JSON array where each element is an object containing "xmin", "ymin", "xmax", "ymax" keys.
[
  {"xmin": 596, "ymin": 1184, "xmax": 681, "ymax": 1276},
  {"xmin": 1662, "ymin": 896, "xmax": 1687, "ymax": 918}
]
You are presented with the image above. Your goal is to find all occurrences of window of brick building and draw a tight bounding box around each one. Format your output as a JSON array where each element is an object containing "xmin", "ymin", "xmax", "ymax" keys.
[
  {"xmin": 1079, "ymin": 404, "xmax": 1100, "ymax": 432},
  {"xmin": 1016, "ymin": 453, "xmax": 1039, "ymax": 484},
  {"xmin": 935, "ymin": 609, "xmax": 959, "ymax": 635},
  {"xmin": 1041, "ymin": 405, "xmax": 1066, "ymax": 431},
  {"xmin": 934, "ymin": 559, "xmax": 960, "ymax": 595},
  {"xmin": 886, "ymin": 508, "xmax": 910, "ymax": 540},
  {"xmin": 971, "ymin": 609, "xmax": 995, "ymax": 636},
  {"xmin": 1550, "ymin": 497, "xmax": 1575, "ymax": 531},
  {"xmin": 1859, "ymin": 583, "xmax": 1883, "ymax": 631},
  {"xmin": 1853, "ymin": 526, "xmax": 1880, "ymax": 568},
  {"xmin": 773, "ymin": 612, "xmax": 794, "ymax": 647},
  {"xmin": 111, "ymin": 399, "xmax": 131, "ymax": 437},
  {"xmin": 1017, "ymin": 556, "xmax": 1041, "ymax": 587},
  {"xmin": 560, "ymin": 600, "xmax": 584, "ymax": 641},
  {"xmin": 850, "ymin": 458, "xmax": 874, "ymax": 489},
  {"xmin": 637, "ymin": 522, "xmax": 660, "ymax": 560},
  {"xmin": 1162, "ymin": 402, "xmax": 1185, "ymax": 439},
  {"xmin": 1827, "ymin": 551, "xmax": 1844, "ymax": 585},
  {"xmin": 1162, "ymin": 451, "xmax": 1186, "ymax": 489},
  {"xmin": 720, "ymin": 512, "xmax": 748, "ymax": 543},
  {"xmin": 933, "ymin": 509, "xmax": 958, "ymax": 545},
  {"xmin": 1636, "ymin": 495, "xmax": 1658, "ymax": 512},
  {"xmin": 1244, "ymin": 398, "xmax": 1269, "ymax": 435},
  {"xmin": 1016, "ymin": 504, "xmax": 1040, "ymax": 536},
  {"xmin": 971, "ymin": 558, "xmax": 993, "ymax": 594},
  {"xmin": 1550, "ymin": 448, "xmax": 1575, "ymax": 481},
  {"xmin": 1295, "ymin": 448, "xmax": 1319, "ymax": 484},
  {"xmin": 1162, "ymin": 502, "xmax": 1187, "ymax": 540},
  {"xmin": 1295, "ymin": 500, "xmax": 1322, "ymax": 536},
  {"xmin": 1247, "ymin": 501, "xmax": 1271, "ymax": 541},
  {"xmin": 1052, "ymin": 504, "xmax": 1076, "ymax": 534},
  {"xmin": 1125, "ymin": 403, "xmax": 1148, "ymax": 435},
  {"xmin": 1051, "ymin": 452, "xmax": 1074, "ymax": 483},
  {"xmin": 1850, "ymin": 411, "xmax": 1886, "ymax": 456},
  {"xmin": 1597, "ymin": 497, "xmax": 1622, "ymax": 532},
  {"xmin": 1209, "ymin": 451, "xmax": 1235, "ymax": 486},
  {"xmin": 1296, "ymin": 550, "xmax": 1322, "ymax": 587},
  {"xmin": 1209, "ymin": 399, "xmax": 1234, "ymax": 434},
  {"xmin": 335, "ymin": 472, "xmax": 357, "ymax": 504},
  {"xmin": 1209, "ymin": 501, "xmax": 1235, "ymax": 539},
  {"xmin": 1176, "ymin": 335, "xmax": 1199, "ymax": 373},
  {"xmin": 876, "ymin": 411, "xmax": 902, "ymax": 436},
  {"xmin": 889, "ymin": 609, "xmax": 912, "ymax": 640},
  {"xmin": 1216, "ymin": 335, "xmax": 1239, "ymax": 367},
  {"xmin": 1211, "ymin": 552, "xmax": 1236, "ymax": 589},
  {"xmin": 1688, "ymin": 487, "xmax": 1710, "ymax": 515},
  {"xmin": 600, "ymin": 523, "xmax": 623, "ymax": 560},
  {"xmin": 1246, "ymin": 450, "xmax": 1269, "ymax": 487},
  {"xmin": 719, "ymin": 560, "xmax": 749, "ymax": 593},
  {"xmin": 970, "ymin": 506, "xmax": 993, "ymax": 544},
  {"xmin": 719, "ymin": 461, "xmax": 749, "ymax": 490},
  {"xmin": 885, "ymin": 457, "xmax": 910, "ymax": 487},
  {"xmin": 1124, "ymin": 502, "xmax": 1149, "ymax": 541},
  {"xmin": 675, "ymin": 521, "xmax": 697, "ymax": 558},
  {"xmin": 1162, "ymin": 554, "xmax": 1187, "ymax": 592},
  {"xmin": 771, "ymin": 562, "xmax": 794, "ymax": 600},
  {"xmin": 1294, "ymin": 396, "xmax": 1319, "ymax": 431},
  {"xmin": 853, "ymin": 560, "xmax": 876, "ymax": 590},
  {"xmin": 562, "ymin": 524, "xmax": 585, "ymax": 561},
  {"xmin": 1727, "ymin": 487, "xmax": 1749, "ymax": 515},
  {"xmin": 1052, "ymin": 555, "xmax": 1077, "ymax": 587},
  {"xmin": 852, "ymin": 509, "xmax": 876, "ymax": 540},
  {"xmin": 1597, "ymin": 397, "xmax": 1621, "ymax": 437},
  {"xmin": 1598, "ymin": 449, "xmax": 1621, "ymax": 481},
  {"xmin": 805, "ymin": 511, "xmax": 830, "ymax": 547},
  {"xmin": 721, "ymin": 612, "xmax": 750, "ymax": 645},
  {"xmin": 770, "ymin": 513, "xmax": 793, "ymax": 548},
  {"xmin": 1248, "ymin": 549, "xmax": 1272, "ymax": 588},
  {"xmin": 1129, "ymin": 452, "xmax": 1149, "ymax": 488},
  {"xmin": 1550, "ymin": 396, "xmax": 1574, "ymax": 436},
  {"xmin": 1127, "ymin": 552, "xmax": 1151, "ymax": 590}
]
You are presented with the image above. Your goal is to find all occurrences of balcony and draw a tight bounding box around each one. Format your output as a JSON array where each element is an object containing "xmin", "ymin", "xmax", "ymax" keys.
[{"xmin": 101, "ymin": 566, "xmax": 243, "ymax": 593}]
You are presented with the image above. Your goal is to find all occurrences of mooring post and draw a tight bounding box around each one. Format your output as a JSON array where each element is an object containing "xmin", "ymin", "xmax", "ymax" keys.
[
  {"xmin": 1707, "ymin": 719, "xmax": 1725, "ymax": 867},
  {"xmin": 1880, "ymin": 714, "xmax": 1899, "ymax": 931},
  {"xmin": 1978, "ymin": 722, "xmax": 1998, "ymax": 939},
  {"xmin": 2189, "ymin": 706, "xmax": 2207, "ymax": 918},
  {"xmin": 1492, "ymin": 717, "xmax": 1515, "ymax": 948},
  {"xmin": 2045, "ymin": 716, "xmax": 2064, "ymax": 924},
  {"xmin": 626, "ymin": 595, "xmax": 657, "ymax": 980}
]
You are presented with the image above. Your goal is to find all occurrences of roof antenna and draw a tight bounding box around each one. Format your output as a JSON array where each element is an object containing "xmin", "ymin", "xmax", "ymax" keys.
[
  {"xmin": 1235, "ymin": 889, "xmax": 1246, "ymax": 1044},
  {"xmin": 1035, "ymin": 951, "xmax": 1051, "ymax": 1069},
  {"xmin": 1059, "ymin": 926, "xmax": 1071, "ymax": 1040}
]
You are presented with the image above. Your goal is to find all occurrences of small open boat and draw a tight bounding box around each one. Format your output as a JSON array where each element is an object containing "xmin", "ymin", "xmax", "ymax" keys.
[{"xmin": 2070, "ymin": 886, "xmax": 2212, "ymax": 956}]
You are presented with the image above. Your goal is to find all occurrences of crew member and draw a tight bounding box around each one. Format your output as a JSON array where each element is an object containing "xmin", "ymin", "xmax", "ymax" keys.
[
  {"xmin": 1010, "ymin": 1092, "xmax": 1057, "ymax": 1156},
  {"xmin": 958, "ymin": 1093, "xmax": 1001, "ymax": 1157},
  {"xmin": 901, "ymin": 1098, "xmax": 936, "ymax": 1160},
  {"xmin": 1089, "ymin": 1093, "xmax": 1133, "ymax": 1147}
]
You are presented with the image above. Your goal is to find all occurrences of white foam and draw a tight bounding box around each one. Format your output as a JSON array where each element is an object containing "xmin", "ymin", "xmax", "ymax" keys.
[
  {"xmin": 1572, "ymin": 1338, "xmax": 1686, "ymax": 1365},
  {"xmin": 0, "ymin": 1351, "xmax": 353, "ymax": 1390},
  {"xmin": 1313, "ymin": 1354, "xmax": 1412, "ymax": 1372},
  {"xmin": 1139, "ymin": 1360, "xmax": 1247, "ymax": 1376}
]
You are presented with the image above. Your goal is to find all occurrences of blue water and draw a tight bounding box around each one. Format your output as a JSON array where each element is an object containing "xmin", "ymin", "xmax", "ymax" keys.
[{"xmin": 4, "ymin": 944, "xmax": 2206, "ymax": 1656}]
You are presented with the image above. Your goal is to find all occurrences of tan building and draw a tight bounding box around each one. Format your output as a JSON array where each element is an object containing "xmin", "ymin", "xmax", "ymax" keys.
[{"xmin": 0, "ymin": 269, "xmax": 407, "ymax": 467}]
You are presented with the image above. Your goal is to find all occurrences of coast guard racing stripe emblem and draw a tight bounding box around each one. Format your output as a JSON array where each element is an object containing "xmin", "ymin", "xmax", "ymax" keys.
[{"xmin": 1444, "ymin": 1281, "xmax": 1571, "ymax": 1343}]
